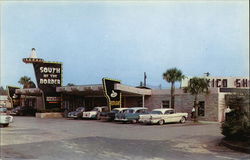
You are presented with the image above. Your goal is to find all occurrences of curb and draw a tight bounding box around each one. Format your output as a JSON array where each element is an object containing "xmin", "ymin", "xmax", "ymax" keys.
[
  {"xmin": 221, "ymin": 138, "xmax": 250, "ymax": 154},
  {"xmin": 198, "ymin": 121, "xmax": 220, "ymax": 124}
]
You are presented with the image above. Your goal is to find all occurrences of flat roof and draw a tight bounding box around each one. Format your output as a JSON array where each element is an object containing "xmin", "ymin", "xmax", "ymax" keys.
[
  {"xmin": 114, "ymin": 84, "xmax": 151, "ymax": 95},
  {"xmin": 57, "ymin": 84, "xmax": 152, "ymax": 96},
  {"xmin": 16, "ymin": 88, "xmax": 42, "ymax": 96}
]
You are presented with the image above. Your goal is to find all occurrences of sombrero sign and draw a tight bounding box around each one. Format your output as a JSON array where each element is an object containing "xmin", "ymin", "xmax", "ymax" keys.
[
  {"xmin": 102, "ymin": 78, "xmax": 121, "ymax": 111},
  {"xmin": 23, "ymin": 48, "xmax": 62, "ymax": 109}
]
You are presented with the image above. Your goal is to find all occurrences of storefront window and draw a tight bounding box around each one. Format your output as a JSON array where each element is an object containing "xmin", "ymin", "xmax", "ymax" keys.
[
  {"xmin": 193, "ymin": 101, "xmax": 205, "ymax": 116},
  {"xmin": 198, "ymin": 101, "xmax": 205, "ymax": 116}
]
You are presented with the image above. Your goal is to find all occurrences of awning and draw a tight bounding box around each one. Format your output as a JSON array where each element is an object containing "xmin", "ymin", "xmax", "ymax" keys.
[
  {"xmin": 56, "ymin": 84, "xmax": 152, "ymax": 97},
  {"xmin": 56, "ymin": 85, "xmax": 104, "ymax": 96},
  {"xmin": 114, "ymin": 84, "xmax": 152, "ymax": 95},
  {"xmin": 15, "ymin": 88, "xmax": 42, "ymax": 96}
]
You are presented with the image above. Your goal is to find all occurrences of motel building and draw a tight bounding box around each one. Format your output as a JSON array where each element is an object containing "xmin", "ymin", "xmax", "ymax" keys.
[{"xmin": 9, "ymin": 50, "xmax": 250, "ymax": 122}]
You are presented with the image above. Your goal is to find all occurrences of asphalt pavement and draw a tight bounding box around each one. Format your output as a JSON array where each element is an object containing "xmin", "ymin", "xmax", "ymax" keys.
[{"xmin": 0, "ymin": 117, "xmax": 249, "ymax": 160}]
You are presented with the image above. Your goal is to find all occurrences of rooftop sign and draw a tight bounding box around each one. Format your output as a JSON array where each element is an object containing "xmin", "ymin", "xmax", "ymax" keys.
[
  {"xmin": 102, "ymin": 78, "xmax": 121, "ymax": 111},
  {"xmin": 181, "ymin": 77, "xmax": 249, "ymax": 89},
  {"xmin": 23, "ymin": 48, "xmax": 63, "ymax": 110}
]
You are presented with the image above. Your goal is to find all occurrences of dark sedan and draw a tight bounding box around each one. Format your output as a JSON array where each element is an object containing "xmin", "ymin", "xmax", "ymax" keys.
[
  {"xmin": 67, "ymin": 107, "xmax": 86, "ymax": 119},
  {"xmin": 100, "ymin": 108, "xmax": 128, "ymax": 121},
  {"xmin": 10, "ymin": 106, "xmax": 37, "ymax": 116}
]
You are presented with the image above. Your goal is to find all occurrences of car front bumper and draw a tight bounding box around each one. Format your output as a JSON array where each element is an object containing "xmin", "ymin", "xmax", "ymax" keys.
[
  {"xmin": 82, "ymin": 115, "xmax": 96, "ymax": 119},
  {"xmin": 0, "ymin": 116, "xmax": 13, "ymax": 124},
  {"xmin": 67, "ymin": 115, "xmax": 78, "ymax": 118},
  {"xmin": 114, "ymin": 118, "xmax": 128, "ymax": 122},
  {"xmin": 139, "ymin": 119, "xmax": 159, "ymax": 124}
]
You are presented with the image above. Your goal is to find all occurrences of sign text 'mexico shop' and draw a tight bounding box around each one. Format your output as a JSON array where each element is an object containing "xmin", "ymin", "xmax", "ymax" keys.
[
  {"xmin": 182, "ymin": 77, "xmax": 249, "ymax": 89},
  {"xmin": 208, "ymin": 78, "xmax": 249, "ymax": 88}
]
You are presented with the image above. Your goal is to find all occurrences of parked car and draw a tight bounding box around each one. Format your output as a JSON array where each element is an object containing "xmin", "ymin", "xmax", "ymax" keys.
[
  {"xmin": 67, "ymin": 107, "xmax": 86, "ymax": 119},
  {"xmin": 0, "ymin": 107, "xmax": 13, "ymax": 127},
  {"xmin": 10, "ymin": 106, "xmax": 37, "ymax": 116},
  {"xmin": 82, "ymin": 106, "xmax": 108, "ymax": 120},
  {"xmin": 100, "ymin": 108, "xmax": 128, "ymax": 121},
  {"xmin": 139, "ymin": 108, "xmax": 188, "ymax": 125},
  {"xmin": 0, "ymin": 107, "xmax": 8, "ymax": 113},
  {"xmin": 115, "ymin": 107, "xmax": 148, "ymax": 123}
]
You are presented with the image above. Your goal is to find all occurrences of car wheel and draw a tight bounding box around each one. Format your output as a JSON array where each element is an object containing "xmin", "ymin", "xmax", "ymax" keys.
[
  {"xmin": 76, "ymin": 115, "xmax": 81, "ymax": 120},
  {"xmin": 96, "ymin": 113, "xmax": 101, "ymax": 120},
  {"xmin": 158, "ymin": 120, "xmax": 164, "ymax": 125},
  {"xmin": 180, "ymin": 117, "xmax": 186, "ymax": 123},
  {"xmin": 131, "ymin": 119, "xmax": 137, "ymax": 124}
]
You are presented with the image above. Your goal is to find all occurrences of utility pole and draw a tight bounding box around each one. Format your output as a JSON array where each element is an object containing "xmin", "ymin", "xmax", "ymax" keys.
[{"xmin": 144, "ymin": 72, "xmax": 147, "ymax": 87}]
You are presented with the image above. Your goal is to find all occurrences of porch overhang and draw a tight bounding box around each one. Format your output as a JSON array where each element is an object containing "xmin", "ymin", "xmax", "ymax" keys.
[
  {"xmin": 15, "ymin": 88, "xmax": 43, "ymax": 96},
  {"xmin": 114, "ymin": 84, "xmax": 152, "ymax": 96},
  {"xmin": 56, "ymin": 84, "xmax": 152, "ymax": 97},
  {"xmin": 56, "ymin": 85, "xmax": 104, "ymax": 96}
]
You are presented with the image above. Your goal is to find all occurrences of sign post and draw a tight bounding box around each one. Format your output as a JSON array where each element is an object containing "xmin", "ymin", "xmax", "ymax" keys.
[
  {"xmin": 33, "ymin": 62, "xmax": 62, "ymax": 109},
  {"xmin": 102, "ymin": 78, "xmax": 122, "ymax": 111},
  {"xmin": 23, "ymin": 48, "xmax": 63, "ymax": 110}
]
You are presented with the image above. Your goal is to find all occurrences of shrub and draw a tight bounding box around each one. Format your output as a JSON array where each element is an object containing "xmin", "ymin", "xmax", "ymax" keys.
[{"xmin": 221, "ymin": 92, "xmax": 250, "ymax": 142}]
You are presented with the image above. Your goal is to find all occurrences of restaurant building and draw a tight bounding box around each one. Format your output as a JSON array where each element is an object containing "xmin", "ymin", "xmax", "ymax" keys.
[
  {"xmin": 14, "ymin": 76, "xmax": 249, "ymax": 122},
  {"xmin": 10, "ymin": 49, "xmax": 250, "ymax": 122}
]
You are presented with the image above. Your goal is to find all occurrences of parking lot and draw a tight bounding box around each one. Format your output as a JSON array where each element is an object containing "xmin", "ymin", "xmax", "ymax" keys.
[{"xmin": 1, "ymin": 117, "xmax": 249, "ymax": 160}]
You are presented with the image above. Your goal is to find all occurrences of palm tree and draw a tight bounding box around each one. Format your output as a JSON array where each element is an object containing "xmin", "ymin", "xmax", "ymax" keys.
[
  {"xmin": 163, "ymin": 68, "xmax": 185, "ymax": 108},
  {"xmin": 18, "ymin": 76, "xmax": 36, "ymax": 88},
  {"xmin": 27, "ymin": 81, "xmax": 36, "ymax": 88},
  {"xmin": 185, "ymin": 77, "xmax": 209, "ymax": 122}
]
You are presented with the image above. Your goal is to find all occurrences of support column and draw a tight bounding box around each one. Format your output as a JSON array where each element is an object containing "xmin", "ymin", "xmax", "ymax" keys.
[
  {"xmin": 123, "ymin": 96, "xmax": 126, "ymax": 108},
  {"xmin": 142, "ymin": 95, "xmax": 145, "ymax": 107}
]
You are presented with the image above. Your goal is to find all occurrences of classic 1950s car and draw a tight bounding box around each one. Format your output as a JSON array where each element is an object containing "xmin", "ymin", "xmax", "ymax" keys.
[
  {"xmin": 82, "ymin": 106, "xmax": 108, "ymax": 120},
  {"xmin": 0, "ymin": 107, "xmax": 13, "ymax": 127},
  {"xmin": 100, "ymin": 108, "xmax": 128, "ymax": 121},
  {"xmin": 139, "ymin": 108, "xmax": 188, "ymax": 125},
  {"xmin": 67, "ymin": 107, "xmax": 86, "ymax": 119},
  {"xmin": 115, "ymin": 107, "xmax": 148, "ymax": 123}
]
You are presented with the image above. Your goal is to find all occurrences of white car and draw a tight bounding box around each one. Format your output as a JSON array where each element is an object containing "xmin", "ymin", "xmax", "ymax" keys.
[
  {"xmin": 82, "ymin": 106, "xmax": 108, "ymax": 120},
  {"xmin": 139, "ymin": 108, "xmax": 188, "ymax": 125},
  {"xmin": 0, "ymin": 108, "xmax": 14, "ymax": 127}
]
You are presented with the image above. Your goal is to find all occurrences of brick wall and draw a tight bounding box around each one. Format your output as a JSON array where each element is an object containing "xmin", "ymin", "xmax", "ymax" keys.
[
  {"xmin": 124, "ymin": 96, "xmax": 141, "ymax": 108},
  {"xmin": 145, "ymin": 89, "xmax": 219, "ymax": 121}
]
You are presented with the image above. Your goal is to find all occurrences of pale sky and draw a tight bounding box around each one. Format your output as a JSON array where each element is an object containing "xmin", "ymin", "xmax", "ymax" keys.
[{"xmin": 1, "ymin": 1, "xmax": 249, "ymax": 88}]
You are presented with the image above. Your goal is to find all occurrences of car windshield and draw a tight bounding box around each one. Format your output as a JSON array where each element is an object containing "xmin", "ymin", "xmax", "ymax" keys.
[
  {"xmin": 151, "ymin": 111, "xmax": 163, "ymax": 114},
  {"xmin": 0, "ymin": 108, "xmax": 7, "ymax": 113},
  {"xmin": 102, "ymin": 108, "xmax": 109, "ymax": 112},
  {"xmin": 76, "ymin": 107, "xmax": 84, "ymax": 112},
  {"xmin": 111, "ymin": 110, "xmax": 119, "ymax": 113},
  {"xmin": 120, "ymin": 110, "xmax": 127, "ymax": 113},
  {"xmin": 124, "ymin": 109, "xmax": 134, "ymax": 113},
  {"xmin": 92, "ymin": 108, "xmax": 99, "ymax": 111},
  {"xmin": 15, "ymin": 106, "xmax": 21, "ymax": 109}
]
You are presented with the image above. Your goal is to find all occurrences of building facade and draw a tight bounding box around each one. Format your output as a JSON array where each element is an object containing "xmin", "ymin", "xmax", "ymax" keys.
[
  {"xmin": 14, "ymin": 77, "xmax": 249, "ymax": 122},
  {"xmin": 12, "ymin": 51, "xmax": 249, "ymax": 122}
]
